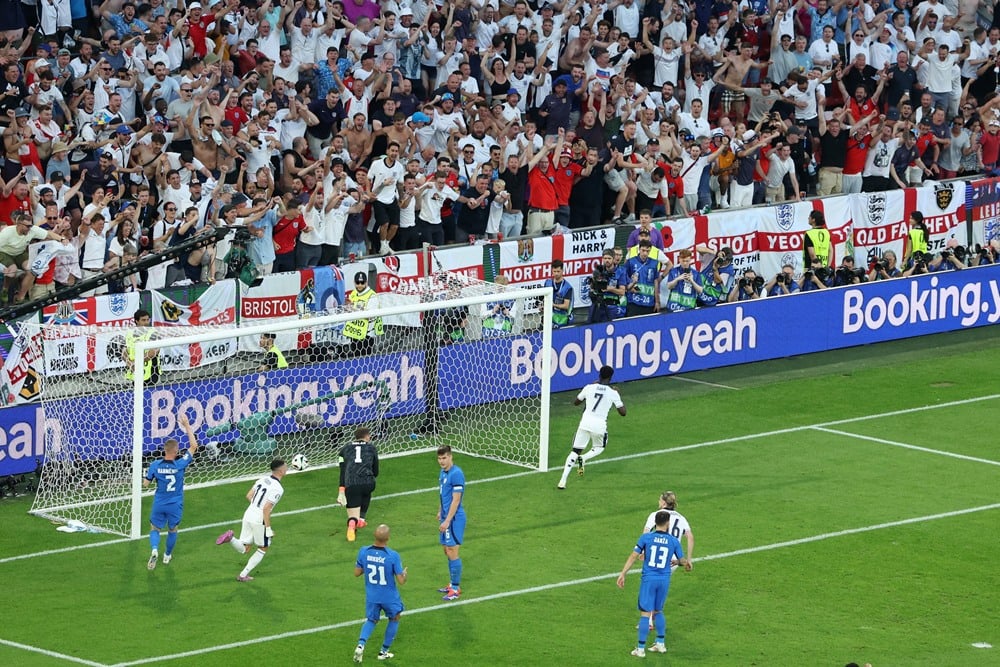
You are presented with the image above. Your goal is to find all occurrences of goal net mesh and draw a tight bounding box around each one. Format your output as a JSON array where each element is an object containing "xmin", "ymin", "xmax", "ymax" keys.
[{"xmin": 27, "ymin": 272, "xmax": 549, "ymax": 537}]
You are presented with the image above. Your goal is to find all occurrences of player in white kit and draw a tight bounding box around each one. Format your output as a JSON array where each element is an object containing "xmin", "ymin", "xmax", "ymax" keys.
[
  {"xmin": 557, "ymin": 365, "xmax": 626, "ymax": 489},
  {"xmin": 216, "ymin": 459, "xmax": 288, "ymax": 582}
]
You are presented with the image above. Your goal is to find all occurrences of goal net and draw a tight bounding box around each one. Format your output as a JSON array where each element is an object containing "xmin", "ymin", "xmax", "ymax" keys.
[{"xmin": 27, "ymin": 272, "xmax": 553, "ymax": 537}]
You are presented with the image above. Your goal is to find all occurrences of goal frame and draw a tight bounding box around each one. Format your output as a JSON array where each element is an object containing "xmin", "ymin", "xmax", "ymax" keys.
[{"xmin": 126, "ymin": 283, "xmax": 554, "ymax": 538}]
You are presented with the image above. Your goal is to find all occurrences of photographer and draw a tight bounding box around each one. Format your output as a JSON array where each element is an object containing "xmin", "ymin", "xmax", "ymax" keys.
[
  {"xmin": 833, "ymin": 256, "xmax": 868, "ymax": 287},
  {"xmin": 696, "ymin": 245, "xmax": 735, "ymax": 306},
  {"xmin": 971, "ymin": 242, "xmax": 999, "ymax": 266},
  {"xmin": 663, "ymin": 248, "xmax": 704, "ymax": 312},
  {"xmin": 868, "ymin": 251, "xmax": 901, "ymax": 281},
  {"xmin": 588, "ymin": 249, "xmax": 627, "ymax": 324},
  {"xmin": 902, "ymin": 250, "xmax": 932, "ymax": 277},
  {"xmin": 728, "ymin": 269, "xmax": 764, "ymax": 302},
  {"xmin": 929, "ymin": 242, "xmax": 967, "ymax": 272},
  {"xmin": 766, "ymin": 264, "xmax": 799, "ymax": 296},
  {"xmin": 800, "ymin": 257, "xmax": 832, "ymax": 292}
]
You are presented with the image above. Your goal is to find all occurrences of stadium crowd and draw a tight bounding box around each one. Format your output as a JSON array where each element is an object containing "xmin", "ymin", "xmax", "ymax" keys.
[{"xmin": 0, "ymin": 0, "xmax": 997, "ymax": 306}]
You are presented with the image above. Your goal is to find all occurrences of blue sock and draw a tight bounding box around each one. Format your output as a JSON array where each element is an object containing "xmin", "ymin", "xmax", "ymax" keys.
[
  {"xmin": 165, "ymin": 531, "xmax": 178, "ymax": 556},
  {"xmin": 654, "ymin": 612, "xmax": 666, "ymax": 643},
  {"xmin": 358, "ymin": 619, "xmax": 377, "ymax": 645},
  {"xmin": 382, "ymin": 620, "xmax": 399, "ymax": 651},
  {"xmin": 149, "ymin": 529, "xmax": 160, "ymax": 551},
  {"xmin": 637, "ymin": 616, "xmax": 650, "ymax": 648},
  {"xmin": 448, "ymin": 558, "xmax": 462, "ymax": 587}
]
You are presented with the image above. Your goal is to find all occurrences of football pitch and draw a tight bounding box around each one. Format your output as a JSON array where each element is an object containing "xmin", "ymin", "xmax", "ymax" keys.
[{"xmin": 1, "ymin": 326, "xmax": 999, "ymax": 667}]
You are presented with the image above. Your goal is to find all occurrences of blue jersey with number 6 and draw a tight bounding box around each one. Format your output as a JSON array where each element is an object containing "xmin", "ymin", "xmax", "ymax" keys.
[
  {"xmin": 636, "ymin": 530, "xmax": 684, "ymax": 579},
  {"xmin": 146, "ymin": 451, "xmax": 193, "ymax": 508}
]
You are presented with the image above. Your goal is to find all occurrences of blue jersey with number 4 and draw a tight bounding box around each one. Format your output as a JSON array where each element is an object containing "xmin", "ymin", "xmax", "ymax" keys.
[
  {"xmin": 357, "ymin": 545, "xmax": 405, "ymax": 605},
  {"xmin": 635, "ymin": 530, "xmax": 684, "ymax": 579},
  {"xmin": 146, "ymin": 451, "xmax": 193, "ymax": 508}
]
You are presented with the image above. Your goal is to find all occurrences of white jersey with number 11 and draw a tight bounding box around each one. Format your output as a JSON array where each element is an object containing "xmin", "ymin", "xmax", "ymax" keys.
[{"xmin": 577, "ymin": 382, "xmax": 624, "ymax": 433}]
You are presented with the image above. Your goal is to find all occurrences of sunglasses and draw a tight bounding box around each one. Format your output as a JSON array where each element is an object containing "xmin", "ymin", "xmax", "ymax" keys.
[{"xmin": 165, "ymin": 206, "xmax": 176, "ymax": 211}]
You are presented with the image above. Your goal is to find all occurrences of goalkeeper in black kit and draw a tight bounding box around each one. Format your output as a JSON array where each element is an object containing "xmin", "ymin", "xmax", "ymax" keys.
[{"xmin": 339, "ymin": 427, "xmax": 380, "ymax": 543}]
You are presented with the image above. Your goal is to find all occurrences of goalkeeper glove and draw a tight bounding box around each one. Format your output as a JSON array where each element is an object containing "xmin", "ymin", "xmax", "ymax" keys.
[
  {"xmin": 264, "ymin": 526, "xmax": 274, "ymax": 538},
  {"xmin": 337, "ymin": 487, "xmax": 347, "ymax": 506}
]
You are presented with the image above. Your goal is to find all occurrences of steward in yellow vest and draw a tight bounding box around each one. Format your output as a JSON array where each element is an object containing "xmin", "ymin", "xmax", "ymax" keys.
[
  {"xmin": 259, "ymin": 333, "xmax": 289, "ymax": 371},
  {"xmin": 803, "ymin": 210, "xmax": 831, "ymax": 267},
  {"xmin": 124, "ymin": 309, "xmax": 160, "ymax": 384},
  {"xmin": 344, "ymin": 272, "xmax": 383, "ymax": 355}
]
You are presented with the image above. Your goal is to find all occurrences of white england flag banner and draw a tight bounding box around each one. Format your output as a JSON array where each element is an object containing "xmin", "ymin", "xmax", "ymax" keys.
[
  {"xmin": 916, "ymin": 181, "xmax": 968, "ymax": 252},
  {"xmin": 850, "ymin": 189, "xmax": 907, "ymax": 270},
  {"xmin": 152, "ymin": 281, "xmax": 238, "ymax": 369}
]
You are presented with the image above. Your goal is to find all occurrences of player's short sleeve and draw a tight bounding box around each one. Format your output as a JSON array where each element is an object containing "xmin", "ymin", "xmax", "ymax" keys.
[
  {"xmin": 451, "ymin": 468, "xmax": 465, "ymax": 492},
  {"xmin": 633, "ymin": 532, "xmax": 649, "ymax": 555},
  {"xmin": 355, "ymin": 546, "xmax": 367, "ymax": 569},
  {"xmin": 611, "ymin": 388, "xmax": 624, "ymax": 408},
  {"xmin": 391, "ymin": 550, "xmax": 404, "ymax": 576},
  {"xmin": 576, "ymin": 384, "xmax": 590, "ymax": 403}
]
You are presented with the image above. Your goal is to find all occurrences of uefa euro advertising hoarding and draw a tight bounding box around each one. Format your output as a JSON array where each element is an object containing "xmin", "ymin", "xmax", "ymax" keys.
[{"xmin": 2, "ymin": 264, "xmax": 999, "ymax": 476}]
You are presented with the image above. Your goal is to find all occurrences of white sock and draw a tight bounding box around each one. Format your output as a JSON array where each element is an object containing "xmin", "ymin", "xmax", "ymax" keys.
[
  {"xmin": 241, "ymin": 549, "xmax": 266, "ymax": 577},
  {"xmin": 558, "ymin": 451, "xmax": 579, "ymax": 486},
  {"xmin": 230, "ymin": 537, "xmax": 247, "ymax": 553}
]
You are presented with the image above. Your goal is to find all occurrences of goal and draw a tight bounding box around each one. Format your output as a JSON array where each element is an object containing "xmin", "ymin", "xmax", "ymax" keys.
[{"xmin": 27, "ymin": 272, "xmax": 553, "ymax": 537}]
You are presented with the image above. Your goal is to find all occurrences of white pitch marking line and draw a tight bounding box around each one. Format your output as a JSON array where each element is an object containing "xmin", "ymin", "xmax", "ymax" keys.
[
  {"xmin": 107, "ymin": 502, "xmax": 1000, "ymax": 667},
  {"xmin": 0, "ymin": 637, "xmax": 109, "ymax": 667},
  {"xmin": 813, "ymin": 427, "xmax": 1000, "ymax": 467},
  {"xmin": 668, "ymin": 375, "xmax": 740, "ymax": 390},
  {"xmin": 4, "ymin": 392, "xmax": 1000, "ymax": 567}
]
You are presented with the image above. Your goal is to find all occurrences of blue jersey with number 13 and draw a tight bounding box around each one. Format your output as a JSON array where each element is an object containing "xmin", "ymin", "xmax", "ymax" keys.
[{"xmin": 635, "ymin": 530, "xmax": 684, "ymax": 579}]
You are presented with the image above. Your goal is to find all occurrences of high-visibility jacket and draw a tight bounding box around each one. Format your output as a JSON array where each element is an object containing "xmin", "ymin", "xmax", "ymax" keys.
[{"xmin": 343, "ymin": 287, "xmax": 384, "ymax": 341}]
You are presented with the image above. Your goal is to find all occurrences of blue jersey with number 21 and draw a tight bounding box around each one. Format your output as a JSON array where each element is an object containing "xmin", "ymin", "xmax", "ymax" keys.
[{"xmin": 146, "ymin": 451, "xmax": 193, "ymax": 508}]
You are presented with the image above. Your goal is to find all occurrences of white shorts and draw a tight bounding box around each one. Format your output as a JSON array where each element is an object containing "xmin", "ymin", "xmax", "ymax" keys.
[
  {"xmin": 573, "ymin": 427, "xmax": 607, "ymax": 452},
  {"xmin": 604, "ymin": 168, "xmax": 626, "ymax": 191},
  {"xmin": 239, "ymin": 517, "xmax": 270, "ymax": 548}
]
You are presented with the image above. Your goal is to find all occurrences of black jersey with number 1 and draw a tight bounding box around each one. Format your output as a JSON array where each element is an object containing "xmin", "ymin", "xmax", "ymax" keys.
[{"xmin": 339, "ymin": 440, "xmax": 380, "ymax": 487}]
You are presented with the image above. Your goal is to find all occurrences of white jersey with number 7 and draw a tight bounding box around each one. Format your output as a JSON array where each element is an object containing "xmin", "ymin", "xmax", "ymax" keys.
[{"xmin": 576, "ymin": 382, "xmax": 624, "ymax": 433}]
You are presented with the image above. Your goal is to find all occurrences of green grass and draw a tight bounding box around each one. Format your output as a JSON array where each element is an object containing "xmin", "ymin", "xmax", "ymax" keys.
[{"xmin": 1, "ymin": 327, "xmax": 999, "ymax": 666}]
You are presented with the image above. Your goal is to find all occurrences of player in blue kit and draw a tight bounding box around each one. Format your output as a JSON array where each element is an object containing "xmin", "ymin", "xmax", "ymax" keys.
[
  {"xmin": 616, "ymin": 510, "xmax": 691, "ymax": 657},
  {"xmin": 143, "ymin": 413, "xmax": 198, "ymax": 570},
  {"xmin": 436, "ymin": 445, "xmax": 465, "ymax": 601},
  {"xmin": 353, "ymin": 524, "xmax": 407, "ymax": 663}
]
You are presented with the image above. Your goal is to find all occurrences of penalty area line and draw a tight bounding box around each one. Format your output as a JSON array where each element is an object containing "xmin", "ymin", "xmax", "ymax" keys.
[
  {"xmin": 812, "ymin": 427, "xmax": 1000, "ymax": 467},
  {"xmin": 107, "ymin": 502, "xmax": 1000, "ymax": 667},
  {"xmin": 668, "ymin": 375, "xmax": 740, "ymax": 390},
  {"xmin": 4, "ymin": 392, "xmax": 1000, "ymax": 567},
  {"xmin": 0, "ymin": 636, "xmax": 109, "ymax": 667}
]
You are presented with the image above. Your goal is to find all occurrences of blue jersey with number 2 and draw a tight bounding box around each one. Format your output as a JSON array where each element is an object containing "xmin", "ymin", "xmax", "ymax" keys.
[{"xmin": 146, "ymin": 451, "xmax": 193, "ymax": 508}]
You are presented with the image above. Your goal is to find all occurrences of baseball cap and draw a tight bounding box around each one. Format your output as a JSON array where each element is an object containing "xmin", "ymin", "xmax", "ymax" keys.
[
  {"xmin": 410, "ymin": 111, "xmax": 431, "ymax": 123},
  {"xmin": 561, "ymin": 148, "xmax": 572, "ymax": 158},
  {"xmin": 354, "ymin": 271, "xmax": 367, "ymax": 284},
  {"xmin": 14, "ymin": 107, "xmax": 29, "ymax": 118},
  {"xmin": 153, "ymin": 114, "xmax": 168, "ymax": 125},
  {"xmin": 711, "ymin": 128, "xmax": 724, "ymax": 138},
  {"xmin": 50, "ymin": 171, "xmax": 65, "ymax": 181},
  {"xmin": 57, "ymin": 48, "xmax": 71, "ymax": 56},
  {"xmin": 189, "ymin": 2, "xmax": 202, "ymax": 8},
  {"xmin": 116, "ymin": 125, "xmax": 133, "ymax": 135},
  {"xmin": 441, "ymin": 92, "xmax": 455, "ymax": 102},
  {"xmin": 221, "ymin": 119, "xmax": 233, "ymax": 127},
  {"xmin": 399, "ymin": 7, "xmax": 413, "ymax": 16},
  {"xmin": 331, "ymin": 157, "xmax": 346, "ymax": 166},
  {"xmin": 507, "ymin": 88, "xmax": 520, "ymax": 96},
  {"xmin": 742, "ymin": 129, "xmax": 756, "ymax": 142},
  {"xmin": 990, "ymin": 119, "xmax": 1000, "ymax": 127}
]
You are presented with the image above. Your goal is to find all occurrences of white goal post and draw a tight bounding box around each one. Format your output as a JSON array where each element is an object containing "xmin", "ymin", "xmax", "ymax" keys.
[{"xmin": 28, "ymin": 273, "xmax": 553, "ymax": 538}]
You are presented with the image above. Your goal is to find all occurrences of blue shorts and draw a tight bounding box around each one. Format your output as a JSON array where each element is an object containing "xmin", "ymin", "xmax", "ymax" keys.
[
  {"xmin": 365, "ymin": 599, "xmax": 404, "ymax": 621},
  {"xmin": 150, "ymin": 503, "xmax": 183, "ymax": 529},
  {"xmin": 439, "ymin": 514, "xmax": 465, "ymax": 547},
  {"xmin": 637, "ymin": 576, "xmax": 671, "ymax": 613}
]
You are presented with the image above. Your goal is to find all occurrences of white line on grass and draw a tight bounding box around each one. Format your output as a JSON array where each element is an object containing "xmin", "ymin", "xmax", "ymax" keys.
[
  {"xmin": 668, "ymin": 375, "xmax": 740, "ymax": 390},
  {"xmin": 813, "ymin": 427, "xmax": 1000, "ymax": 467},
  {"xmin": 0, "ymin": 637, "xmax": 108, "ymax": 667},
  {"xmin": 107, "ymin": 502, "xmax": 1000, "ymax": 667},
  {"xmin": 4, "ymin": 392, "xmax": 999, "ymax": 567}
]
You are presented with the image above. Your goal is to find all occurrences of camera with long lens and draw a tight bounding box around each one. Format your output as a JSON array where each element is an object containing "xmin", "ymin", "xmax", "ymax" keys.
[
  {"xmin": 975, "ymin": 243, "xmax": 994, "ymax": 264},
  {"xmin": 589, "ymin": 265, "xmax": 611, "ymax": 301},
  {"xmin": 814, "ymin": 267, "xmax": 832, "ymax": 282},
  {"xmin": 739, "ymin": 276, "xmax": 764, "ymax": 290},
  {"xmin": 911, "ymin": 251, "xmax": 930, "ymax": 273},
  {"xmin": 952, "ymin": 245, "xmax": 968, "ymax": 262},
  {"xmin": 775, "ymin": 273, "xmax": 790, "ymax": 285},
  {"xmin": 873, "ymin": 259, "xmax": 887, "ymax": 272}
]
